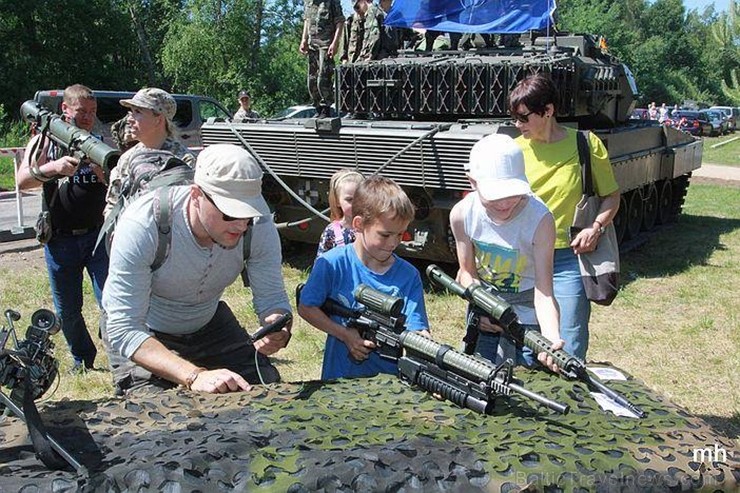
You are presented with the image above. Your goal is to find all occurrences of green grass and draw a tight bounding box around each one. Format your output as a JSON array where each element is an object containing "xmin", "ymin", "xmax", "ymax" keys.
[
  {"xmin": 0, "ymin": 117, "xmax": 29, "ymax": 190},
  {"xmin": 701, "ymin": 132, "xmax": 740, "ymax": 166},
  {"xmin": 1, "ymin": 181, "xmax": 738, "ymax": 437}
]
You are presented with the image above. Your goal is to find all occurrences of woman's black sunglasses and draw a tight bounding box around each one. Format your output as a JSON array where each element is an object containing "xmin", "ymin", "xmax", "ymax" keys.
[{"xmin": 511, "ymin": 110, "xmax": 536, "ymax": 123}]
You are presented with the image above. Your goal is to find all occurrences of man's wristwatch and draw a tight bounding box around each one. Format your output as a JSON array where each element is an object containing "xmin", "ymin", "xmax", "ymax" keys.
[{"xmin": 593, "ymin": 220, "xmax": 606, "ymax": 235}]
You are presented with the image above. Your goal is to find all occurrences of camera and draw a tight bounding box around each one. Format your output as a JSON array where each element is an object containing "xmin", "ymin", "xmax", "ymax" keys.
[{"xmin": 0, "ymin": 308, "xmax": 60, "ymax": 402}]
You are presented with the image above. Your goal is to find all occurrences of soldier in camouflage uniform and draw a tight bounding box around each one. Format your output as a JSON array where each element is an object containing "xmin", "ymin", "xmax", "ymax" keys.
[
  {"xmin": 299, "ymin": 0, "xmax": 344, "ymax": 116},
  {"xmin": 233, "ymin": 90, "xmax": 261, "ymax": 121},
  {"xmin": 358, "ymin": 0, "xmax": 398, "ymax": 61},
  {"xmin": 342, "ymin": 0, "xmax": 367, "ymax": 64}
]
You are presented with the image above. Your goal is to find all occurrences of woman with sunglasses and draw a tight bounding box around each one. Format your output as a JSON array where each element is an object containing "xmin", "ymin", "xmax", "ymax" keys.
[{"xmin": 508, "ymin": 73, "xmax": 620, "ymax": 361}]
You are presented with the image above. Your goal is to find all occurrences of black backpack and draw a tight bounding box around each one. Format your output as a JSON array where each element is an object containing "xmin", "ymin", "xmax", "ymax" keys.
[{"xmin": 96, "ymin": 149, "xmax": 252, "ymax": 278}]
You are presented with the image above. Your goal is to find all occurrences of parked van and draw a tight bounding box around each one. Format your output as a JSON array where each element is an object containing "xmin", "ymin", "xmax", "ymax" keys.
[
  {"xmin": 33, "ymin": 89, "xmax": 232, "ymax": 149},
  {"xmin": 708, "ymin": 106, "xmax": 739, "ymax": 133}
]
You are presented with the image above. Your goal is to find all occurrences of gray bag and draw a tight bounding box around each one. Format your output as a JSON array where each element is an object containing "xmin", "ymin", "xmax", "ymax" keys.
[
  {"xmin": 35, "ymin": 181, "xmax": 59, "ymax": 245},
  {"xmin": 34, "ymin": 210, "xmax": 52, "ymax": 244},
  {"xmin": 573, "ymin": 131, "xmax": 620, "ymax": 306}
]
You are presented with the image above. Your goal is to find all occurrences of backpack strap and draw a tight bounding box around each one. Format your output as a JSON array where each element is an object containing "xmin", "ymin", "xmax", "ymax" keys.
[
  {"xmin": 151, "ymin": 187, "xmax": 253, "ymax": 279},
  {"xmin": 239, "ymin": 225, "xmax": 253, "ymax": 287},
  {"xmin": 152, "ymin": 187, "xmax": 172, "ymax": 271},
  {"xmin": 576, "ymin": 130, "xmax": 595, "ymax": 197}
]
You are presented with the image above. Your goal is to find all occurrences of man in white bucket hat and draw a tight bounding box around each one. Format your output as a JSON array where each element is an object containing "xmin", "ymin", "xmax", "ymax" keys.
[
  {"xmin": 103, "ymin": 144, "xmax": 292, "ymax": 395},
  {"xmin": 450, "ymin": 133, "xmax": 564, "ymax": 372}
]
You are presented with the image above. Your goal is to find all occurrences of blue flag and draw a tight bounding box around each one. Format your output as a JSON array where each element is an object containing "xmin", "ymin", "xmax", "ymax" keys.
[{"xmin": 385, "ymin": 0, "xmax": 556, "ymax": 34}]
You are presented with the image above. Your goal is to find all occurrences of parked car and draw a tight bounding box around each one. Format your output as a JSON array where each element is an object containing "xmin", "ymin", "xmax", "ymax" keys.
[
  {"xmin": 705, "ymin": 109, "xmax": 729, "ymax": 136},
  {"xmin": 709, "ymin": 106, "xmax": 738, "ymax": 132},
  {"xmin": 272, "ymin": 104, "xmax": 341, "ymax": 120},
  {"xmin": 673, "ymin": 110, "xmax": 713, "ymax": 136},
  {"xmin": 630, "ymin": 108, "xmax": 649, "ymax": 120},
  {"xmin": 33, "ymin": 89, "xmax": 232, "ymax": 148}
]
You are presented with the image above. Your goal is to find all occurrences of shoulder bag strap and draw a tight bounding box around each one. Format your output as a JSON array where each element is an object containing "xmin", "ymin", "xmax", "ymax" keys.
[{"xmin": 576, "ymin": 130, "xmax": 594, "ymax": 197}]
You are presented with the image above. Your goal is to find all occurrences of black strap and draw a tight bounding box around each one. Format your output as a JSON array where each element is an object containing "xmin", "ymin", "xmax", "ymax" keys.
[
  {"xmin": 18, "ymin": 374, "xmax": 70, "ymax": 470},
  {"xmin": 151, "ymin": 187, "xmax": 252, "ymax": 279},
  {"xmin": 152, "ymin": 187, "xmax": 172, "ymax": 271},
  {"xmin": 576, "ymin": 130, "xmax": 594, "ymax": 197}
]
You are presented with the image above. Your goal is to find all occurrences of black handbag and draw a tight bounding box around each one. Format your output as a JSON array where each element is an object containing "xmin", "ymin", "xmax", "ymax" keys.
[{"xmin": 572, "ymin": 131, "xmax": 620, "ymax": 306}]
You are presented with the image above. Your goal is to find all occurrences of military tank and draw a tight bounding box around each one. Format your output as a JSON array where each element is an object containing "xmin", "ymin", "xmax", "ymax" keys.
[{"xmin": 201, "ymin": 21, "xmax": 701, "ymax": 263}]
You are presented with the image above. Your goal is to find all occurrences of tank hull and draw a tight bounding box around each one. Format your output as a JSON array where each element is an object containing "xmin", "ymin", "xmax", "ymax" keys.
[{"xmin": 201, "ymin": 118, "xmax": 701, "ymax": 262}]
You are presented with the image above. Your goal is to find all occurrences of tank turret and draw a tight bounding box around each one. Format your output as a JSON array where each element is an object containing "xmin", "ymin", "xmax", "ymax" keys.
[{"xmin": 337, "ymin": 34, "xmax": 637, "ymax": 128}]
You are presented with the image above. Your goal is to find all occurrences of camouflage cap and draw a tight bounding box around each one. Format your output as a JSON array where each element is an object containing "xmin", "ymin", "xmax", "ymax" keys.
[
  {"xmin": 238, "ymin": 90, "xmax": 250, "ymax": 100},
  {"xmin": 120, "ymin": 88, "xmax": 177, "ymax": 120}
]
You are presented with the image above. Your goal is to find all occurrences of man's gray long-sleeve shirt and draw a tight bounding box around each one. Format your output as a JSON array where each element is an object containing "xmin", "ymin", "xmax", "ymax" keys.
[{"xmin": 102, "ymin": 186, "xmax": 290, "ymax": 359}]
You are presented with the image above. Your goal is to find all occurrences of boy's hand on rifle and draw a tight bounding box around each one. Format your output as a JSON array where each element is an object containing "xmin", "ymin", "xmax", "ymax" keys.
[
  {"xmin": 344, "ymin": 328, "xmax": 375, "ymax": 361},
  {"xmin": 478, "ymin": 315, "xmax": 504, "ymax": 334},
  {"xmin": 537, "ymin": 338, "xmax": 565, "ymax": 374}
]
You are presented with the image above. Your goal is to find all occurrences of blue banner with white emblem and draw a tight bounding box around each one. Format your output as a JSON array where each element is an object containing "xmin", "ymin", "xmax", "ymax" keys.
[{"xmin": 385, "ymin": 0, "xmax": 556, "ymax": 34}]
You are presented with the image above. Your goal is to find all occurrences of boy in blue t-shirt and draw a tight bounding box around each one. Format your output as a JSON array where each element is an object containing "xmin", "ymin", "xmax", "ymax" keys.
[{"xmin": 298, "ymin": 176, "xmax": 430, "ymax": 380}]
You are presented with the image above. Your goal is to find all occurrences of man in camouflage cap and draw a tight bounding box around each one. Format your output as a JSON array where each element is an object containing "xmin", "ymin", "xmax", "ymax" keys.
[
  {"xmin": 299, "ymin": 0, "xmax": 344, "ymax": 117},
  {"xmin": 233, "ymin": 90, "xmax": 261, "ymax": 121}
]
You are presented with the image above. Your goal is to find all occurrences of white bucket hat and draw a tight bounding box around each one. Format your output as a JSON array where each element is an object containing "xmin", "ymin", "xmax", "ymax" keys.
[{"xmin": 466, "ymin": 133, "xmax": 531, "ymax": 201}]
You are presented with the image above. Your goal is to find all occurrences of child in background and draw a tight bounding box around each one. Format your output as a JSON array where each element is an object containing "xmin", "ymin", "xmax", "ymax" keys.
[
  {"xmin": 450, "ymin": 134, "xmax": 563, "ymax": 371},
  {"xmin": 299, "ymin": 176, "xmax": 430, "ymax": 380},
  {"xmin": 316, "ymin": 169, "xmax": 364, "ymax": 258}
]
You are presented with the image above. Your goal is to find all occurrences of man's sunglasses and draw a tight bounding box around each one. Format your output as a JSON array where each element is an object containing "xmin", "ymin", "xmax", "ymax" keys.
[
  {"xmin": 511, "ymin": 110, "xmax": 536, "ymax": 123},
  {"xmin": 202, "ymin": 191, "xmax": 254, "ymax": 225}
]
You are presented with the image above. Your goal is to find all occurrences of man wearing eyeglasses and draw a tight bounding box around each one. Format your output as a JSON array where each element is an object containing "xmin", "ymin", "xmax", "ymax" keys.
[{"xmin": 102, "ymin": 144, "xmax": 292, "ymax": 395}]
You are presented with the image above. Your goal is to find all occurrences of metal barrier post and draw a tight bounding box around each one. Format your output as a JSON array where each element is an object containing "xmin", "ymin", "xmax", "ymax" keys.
[{"xmin": 13, "ymin": 149, "xmax": 26, "ymax": 233}]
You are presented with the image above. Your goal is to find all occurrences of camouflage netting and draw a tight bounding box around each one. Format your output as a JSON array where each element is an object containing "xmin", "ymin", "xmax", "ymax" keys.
[{"xmin": 0, "ymin": 369, "xmax": 738, "ymax": 492}]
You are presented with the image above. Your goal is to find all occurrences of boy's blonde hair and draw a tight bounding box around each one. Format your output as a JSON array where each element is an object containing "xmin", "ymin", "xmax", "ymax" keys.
[
  {"xmin": 63, "ymin": 84, "xmax": 95, "ymax": 106},
  {"xmin": 352, "ymin": 176, "xmax": 415, "ymax": 226},
  {"xmin": 328, "ymin": 169, "xmax": 364, "ymax": 220}
]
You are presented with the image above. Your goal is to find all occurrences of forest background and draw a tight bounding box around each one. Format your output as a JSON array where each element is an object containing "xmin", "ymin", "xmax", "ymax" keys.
[{"xmin": 0, "ymin": 0, "xmax": 739, "ymax": 126}]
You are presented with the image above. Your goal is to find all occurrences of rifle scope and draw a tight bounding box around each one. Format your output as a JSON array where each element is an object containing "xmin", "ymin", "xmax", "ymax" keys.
[
  {"xmin": 20, "ymin": 100, "xmax": 120, "ymax": 173},
  {"xmin": 354, "ymin": 285, "xmax": 404, "ymax": 318},
  {"xmin": 426, "ymin": 265, "xmax": 517, "ymax": 329}
]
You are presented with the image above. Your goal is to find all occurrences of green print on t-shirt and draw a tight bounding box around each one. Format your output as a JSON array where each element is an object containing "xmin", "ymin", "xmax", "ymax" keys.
[{"xmin": 472, "ymin": 239, "xmax": 527, "ymax": 293}]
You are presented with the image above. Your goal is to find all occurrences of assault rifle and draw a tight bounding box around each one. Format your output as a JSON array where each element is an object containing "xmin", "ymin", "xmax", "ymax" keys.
[
  {"xmin": 319, "ymin": 285, "xmax": 405, "ymax": 361},
  {"xmin": 426, "ymin": 265, "xmax": 646, "ymax": 418},
  {"xmin": 20, "ymin": 100, "xmax": 119, "ymax": 180},
  {"xmin": 316, "ymin": 284, "xmax": 569, "ymax": 415}
]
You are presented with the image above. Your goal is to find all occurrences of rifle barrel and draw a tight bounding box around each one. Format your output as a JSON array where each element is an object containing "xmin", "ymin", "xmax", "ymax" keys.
[{"xmin": 508, "ymin": 382, "xmax": 569, "ymax": 414}]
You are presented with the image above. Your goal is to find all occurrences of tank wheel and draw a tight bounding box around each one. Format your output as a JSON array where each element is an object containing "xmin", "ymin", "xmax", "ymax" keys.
[
  {"xmin": 624, "ymin": 189, "xmax": 643, "ymax": 241},
  {"xmin": 656, "ymin": 180, "xmax": 674, "ymax": 224},
  {"xmin": 641, "ymin": 184, "xmax": 658, "ymax": 231},
  {"xmin": 613, "ymin": 194, "xmax": 628, "ymax": 245}
]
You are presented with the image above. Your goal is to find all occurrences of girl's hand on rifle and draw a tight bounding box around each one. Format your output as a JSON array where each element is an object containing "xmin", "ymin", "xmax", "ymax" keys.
[{"xmin": 478, "ymin": 315, "xmax": 504, "ymax": 334}]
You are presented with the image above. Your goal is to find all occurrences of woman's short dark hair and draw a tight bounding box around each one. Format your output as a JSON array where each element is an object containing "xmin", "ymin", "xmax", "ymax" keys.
[{"xmin": 508, "ymin": 73, "xmax": 560, "ymax": 116}]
